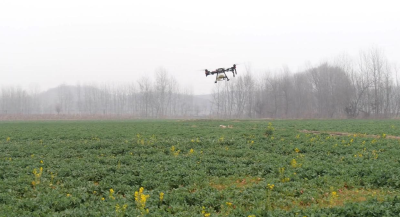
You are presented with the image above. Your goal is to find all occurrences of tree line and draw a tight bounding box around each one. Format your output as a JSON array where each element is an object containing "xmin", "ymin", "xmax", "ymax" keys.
[
  {"xmin": 211, "ymin": 47, "xmax": 400, "ymax": 118},
  {"xmin": 1, "ymin": 47, "xmax": 399, "ymax": 119},
  {"xmin": 0, "ymin": 68, "xmax": 196, "ymax": 118}
]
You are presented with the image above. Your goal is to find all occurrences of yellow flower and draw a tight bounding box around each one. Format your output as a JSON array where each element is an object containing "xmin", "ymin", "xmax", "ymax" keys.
[
  {"xmin": 267, "ymin": 183, "xmax": 274, "ymax": 190},
  {"xmin": 173, "ymin": 150, "xmax": 180, "ymax": 156},
  {"xmin": 226, "ymin": 202, "xmax": 232, "ymax": 206},
  {"xmin": 101, "ymin": 197, "xmax": 105, "ymax": 201},
  {"xmin": 135, "ymin": 187, "xmax": 150, "ymax": 211},
  {"xmin": 159, "ymin": 192, "xmax": 164, "ymax": 201},
  {"xmin": 66, "ymin": 194, "xmax": 71, "ymax": 197},
  {"xmin": 291, "ymin": 159, "xmax": 297, "ymax": 168},
  {"xmin": 295, "ymin": 148, "xmax": 300, "ymax": 153},
  {"xmin": 40, "ymin": 160, "xmax": 43, "ymax": 164},
  {"xmin": 189, "ymin": 149, "xmax": 194, "ymax": 154},
  {"xmin": 109, "ymin": 188, "xmax": 115, "ymax": 200},
  {"xmin": 116, "ymin": 203, "xmax": 128, "ymax": 213},
  {"xmin": 6, "ymin": 137, "xmax": 10, "ymax": 142},
  {"xmin": 204, "ymin": 213, "xmax": 210, "ymax": 217}
]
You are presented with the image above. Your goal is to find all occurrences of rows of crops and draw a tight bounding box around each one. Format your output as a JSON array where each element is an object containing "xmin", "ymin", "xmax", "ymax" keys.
[{"xmin": 1, "ymin": 119, "xmax": 400, "ymax": 216}]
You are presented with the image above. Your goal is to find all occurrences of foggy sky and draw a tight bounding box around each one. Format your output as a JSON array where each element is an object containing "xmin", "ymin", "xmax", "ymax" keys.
[{"xmin": 1, "ymin": 0, "xmax": 399, "ymax": 94}]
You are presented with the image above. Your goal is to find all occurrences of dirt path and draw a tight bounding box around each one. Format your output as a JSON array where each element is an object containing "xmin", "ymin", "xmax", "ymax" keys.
[{"xmin": 299, "ymin": 129, "xmax": 400, "ymax": 140}]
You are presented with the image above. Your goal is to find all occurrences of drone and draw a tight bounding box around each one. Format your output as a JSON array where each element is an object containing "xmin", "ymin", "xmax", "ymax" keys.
[{"xmin": 204, "ymin": 64, "xmax": 238, "ymax": 83}]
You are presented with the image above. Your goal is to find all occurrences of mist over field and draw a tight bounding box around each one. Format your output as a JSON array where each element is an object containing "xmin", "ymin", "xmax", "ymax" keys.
[
  {"xmin": 1, "ymin": 48, "xmax": 400, "ymax": 119},
  {"xmin": 1, "ymin": 1, "xmax": 400, "ymax": 119}
]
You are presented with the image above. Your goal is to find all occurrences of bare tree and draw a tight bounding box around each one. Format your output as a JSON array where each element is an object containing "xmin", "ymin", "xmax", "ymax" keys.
[
  {"xmin": 234, "ymin": 76, "xmax": 246, "ymax": 117},
  {"xmin": 137, "ymin": 76, "xmax": 153, "ymax": 117},
  {"xmin": 154, "ymin": 68, "xmax": 169, "ymax": 118},
  {"xmin": 358, "ymin": 47, "xmax": 388, "ymax": 116},
  {"xmin": 55, "ymin": 103, "xmax": 62, "ymax": 115},
  {"xmin": 279, "ymin": 66, "xmax": 293, "ymax": 118}
]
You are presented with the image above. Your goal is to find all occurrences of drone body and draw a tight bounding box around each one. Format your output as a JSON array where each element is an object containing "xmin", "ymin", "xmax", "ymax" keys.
[{"xmin": 204, "ymin": 64, "xmax": 237, "ymax": 83}]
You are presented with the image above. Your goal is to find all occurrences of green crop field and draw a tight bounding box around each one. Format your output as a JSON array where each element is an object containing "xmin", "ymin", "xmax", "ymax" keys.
[{"xmin": 1, "ymin": 119, "xmax": 400, "ymax": 216}]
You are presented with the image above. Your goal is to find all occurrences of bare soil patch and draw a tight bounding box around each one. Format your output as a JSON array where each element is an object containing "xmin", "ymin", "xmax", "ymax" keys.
[
  {"xmin": 209, "ymin": 177, "xmax": 263, "ymax": 191},
  {"xmin": 300, "ymin": 130, "xmax": 400, "ymax": 140}
]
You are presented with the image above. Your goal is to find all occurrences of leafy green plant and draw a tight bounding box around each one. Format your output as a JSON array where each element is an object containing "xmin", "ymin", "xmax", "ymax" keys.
[
  {"xmin": 265, "ymin": 122, "xmax": 274, "ymax": 136},
  {"xmin": 0, "ymin": 120, "xmax": 400, "ymax": 216}
]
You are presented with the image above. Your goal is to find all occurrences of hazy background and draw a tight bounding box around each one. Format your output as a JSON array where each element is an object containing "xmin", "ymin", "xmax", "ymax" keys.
[{"xmin": 1, "ymin": 0, "xmax": 399, "ymax": 95}]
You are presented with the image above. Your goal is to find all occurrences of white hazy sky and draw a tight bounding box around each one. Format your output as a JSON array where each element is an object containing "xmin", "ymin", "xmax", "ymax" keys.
[{"xmin": 1, "ymin": 0, "xmax": 399, "ymax": 94}]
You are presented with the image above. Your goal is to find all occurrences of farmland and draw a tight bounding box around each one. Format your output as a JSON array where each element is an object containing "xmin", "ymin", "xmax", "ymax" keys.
[{"xmin": 1, "ymin": 119, "xmax": 400, "ymax": 216}]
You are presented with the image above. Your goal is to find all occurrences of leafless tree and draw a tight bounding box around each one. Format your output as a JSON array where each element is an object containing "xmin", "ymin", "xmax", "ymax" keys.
[
  {"xmin": 55, "ymin": 103, "xmax": 62, "ymax": 115},
  {"xmin": 137, "ymin": 76, "xmax": 153, "ymax": 117}
]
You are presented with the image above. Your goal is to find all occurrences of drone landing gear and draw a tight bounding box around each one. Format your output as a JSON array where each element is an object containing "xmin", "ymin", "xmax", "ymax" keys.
[{"xmin": 225, "ymin": 72, "xmax": 230, "ymax": 81}]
